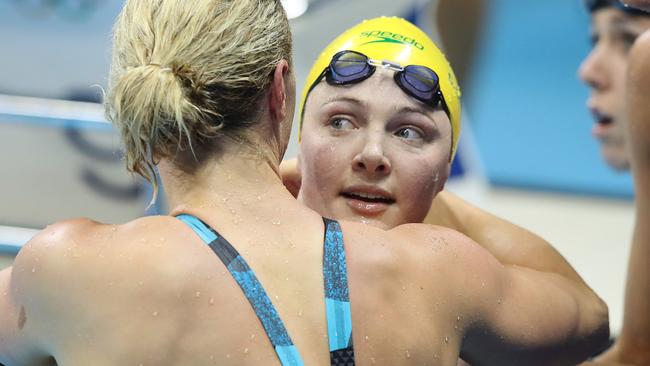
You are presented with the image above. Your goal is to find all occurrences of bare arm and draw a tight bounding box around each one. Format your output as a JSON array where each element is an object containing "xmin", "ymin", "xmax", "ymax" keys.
[
  {"xmin": 0, "ymin": 263, "xmax": 53, "ymax": 365},
  {"xmin": 432, "ymin": 229, "xmax": 610, "ymax": 365},
  {"xmin": 597, "ymin": 30, "xmax": 650, "ymax": 366},
  {"xmin": 390, "ymin": 225, "xmax": 609, "ymax": 365},
  {"xmin": 426, "ymin": 190, "xmax": 587, "ymax": 285},
  {"xmin": 279, "ymin": 158, "xmax": 300, "ymax": 198}
]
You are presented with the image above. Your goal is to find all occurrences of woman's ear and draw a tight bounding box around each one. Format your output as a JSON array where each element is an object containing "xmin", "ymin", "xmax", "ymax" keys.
[{"xmin": 269, "ymin": 60, "xmax": 290, "ymax": 123}]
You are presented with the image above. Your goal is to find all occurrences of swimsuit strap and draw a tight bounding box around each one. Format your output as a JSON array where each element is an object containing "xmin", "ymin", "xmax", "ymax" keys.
[
  {"xmin": 322, "ymin": 217, "xmax": 356, "ymax": 365},
  {"xmin": 176, "ymin": 214, "xmax": 304, "ymax": 366}
]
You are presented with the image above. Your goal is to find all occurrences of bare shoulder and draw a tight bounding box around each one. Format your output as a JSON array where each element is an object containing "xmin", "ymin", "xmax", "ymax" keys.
[
  {"xmin": 11, "ymin": 215, "xmax": 196, "ymax": 306},
  {"xmin": 340, "ymin": 221, "xmax": 500, "ymax": 293}
]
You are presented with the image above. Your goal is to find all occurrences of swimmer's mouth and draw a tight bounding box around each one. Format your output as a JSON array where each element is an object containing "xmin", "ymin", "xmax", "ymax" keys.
[
  {"xmin": 591, "ymin": 109, "xmax": 613, "ymax": 126},
  {"xmin": 341, "ymin": 190, "xmax": 395, "ymax": 204}
]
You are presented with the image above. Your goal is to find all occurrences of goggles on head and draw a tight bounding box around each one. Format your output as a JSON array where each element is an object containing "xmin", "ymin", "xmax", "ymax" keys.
[
  {"xmin": 307, "ymin": 50, "xmax": 450, "ymax": 116},
  {"xmin": 585, "ymin": 0, "xmax": 649, "ymax": 15}
]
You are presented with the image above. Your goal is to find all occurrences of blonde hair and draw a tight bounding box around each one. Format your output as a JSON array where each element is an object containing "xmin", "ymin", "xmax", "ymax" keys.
[{"xmin": 105, "ymin": 0, "xmax": 292, "ymax": 197}]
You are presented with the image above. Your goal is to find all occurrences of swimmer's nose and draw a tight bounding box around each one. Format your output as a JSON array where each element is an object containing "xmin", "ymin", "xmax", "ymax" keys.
[
  {"xmin": 579, "ymin": 47, "xmax": 608, "ymax": 91},
  {"xmin": 352, "ymin": 137, "xmax": 391, "ymax": 177}
]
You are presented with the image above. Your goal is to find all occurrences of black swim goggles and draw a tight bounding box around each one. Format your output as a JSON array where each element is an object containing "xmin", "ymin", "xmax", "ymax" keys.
[
  {"xmin": 308, "ymin": 50, "xmax": 449, "ymax": 114},
  {"xmin": 585, "ymin": 0, "xmax": 649, "ymax": 15}
]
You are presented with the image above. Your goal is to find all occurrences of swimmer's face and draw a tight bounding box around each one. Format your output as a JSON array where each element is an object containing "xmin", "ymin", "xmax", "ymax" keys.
[
  {"xmin": 298, "ymin": 68, "xmax": 452, "ymax": 229},
  {"xmin": 579, "ymin": 8, "xmax": 650, "ymax": 171}
]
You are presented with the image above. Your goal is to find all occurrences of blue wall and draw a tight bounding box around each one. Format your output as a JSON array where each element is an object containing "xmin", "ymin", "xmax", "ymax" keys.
[{"xmin": 468, "ymin": 0, "xmax": 633, "ymax": 197}]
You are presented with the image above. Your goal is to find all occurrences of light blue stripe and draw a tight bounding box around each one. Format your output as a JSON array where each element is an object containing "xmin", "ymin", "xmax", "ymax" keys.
[
  {"xmin": 325, "ymin": 298, "xmax": 353, "ymax": 351},
  {"xmin": 276, "ymin": 345, "xmax": 304, "ymax": 366},
  {"xmin": 176, "ymin": 214, "xmax": 218, "ymax": 244},
  {"xmin": 0, "ymin": 113, "xmax": 113, "ymax": 132},
  {"xmin": 0, "ymin": 243, "xmax": 21, "ymax": 255}
]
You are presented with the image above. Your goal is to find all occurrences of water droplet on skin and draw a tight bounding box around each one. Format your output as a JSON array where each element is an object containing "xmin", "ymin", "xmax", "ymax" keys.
[
  {"xmin": 243, "ymin": 347, "xmax": 249, "ymax": 354},
  {"xmin": 364, "ymin": 335, "xmax": 369, "ymax": 341},
  {"xmin": 457, "ymin": 315, "xmax": 461, "ymax": 321},
  {"xmin": 195, "ymin": 291, "xmax": 201, "ymax": 298},
  {"xmin": 152, "ymin": 311, "xmax": 158, "ymax": 317},
  {"xmin": 31, "ymin": 267, "xmax": 36, "ymax": 273},
  {"xmin": 298, "ymin": 310, "xmax": 303, "ymax": 317},
  {"xmin": 226, "ymin": 354, "xmax": 230, "ymax": 359},
  {"xmin": 497, "ymin": 299, "xmax": 502, "ymax": 305},
  {"xmin": 250, "ymin": 334, "xmax": 256, "ymax": 340},
  {"xmin": 273, "ymin": 220, "xmax": 281, "ymax": 225},
  {"xmin": 405, "ymin": 349, "xmax": 411, "ymax": 359},
  {"xmin": 257, "ymin": 196, "xmax": 262, "ymax": 201},
  {"xmin": 401, "ymin": 285, "xmax": 406, "ymax": 290},
  {"xmin": 209, "ymin": 298, "xmax": 215, "ymax": 305},
  {"xmin": 444, "ymin": 336, "xmax": 449, "ymax": 343}
]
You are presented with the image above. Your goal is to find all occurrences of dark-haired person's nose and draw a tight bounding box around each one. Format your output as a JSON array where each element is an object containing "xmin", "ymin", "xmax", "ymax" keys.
[
  {"xmin": 352, "ymin": 138, "xmax": 391, "ymax": 178},
  {"xmin": 579, "ymin": 48, "xmax": 609, "ymax": 91}
]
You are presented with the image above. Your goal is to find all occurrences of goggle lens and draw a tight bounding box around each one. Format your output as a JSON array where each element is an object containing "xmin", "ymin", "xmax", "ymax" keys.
[{"xmin": 313, "ymin": 50, "xmax": 448, "ymax": 113}]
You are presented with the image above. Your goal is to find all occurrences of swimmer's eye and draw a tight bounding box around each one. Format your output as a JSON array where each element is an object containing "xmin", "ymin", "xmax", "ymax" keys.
[
  {"xmin": 617, "ymin": 31, "xmax": 639, "ymax": 50},
  {"xmin": 395, "ymin": 127, "xmax": 424, "ymax": 141},
  {"xmin": 330, "ymin": 117, "xmax": 355, "ymax": 130}
]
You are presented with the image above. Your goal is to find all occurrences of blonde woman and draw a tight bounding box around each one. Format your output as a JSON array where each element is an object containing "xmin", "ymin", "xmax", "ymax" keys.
[{"xmin": 0, "ymin": 1, "xmax": 608, "ymax": 365}]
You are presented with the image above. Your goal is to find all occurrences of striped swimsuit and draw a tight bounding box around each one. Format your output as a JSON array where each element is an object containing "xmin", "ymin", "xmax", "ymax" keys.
[{"xmin": 177, "ymin": 214, "xmax": 356, "ymax": 366}]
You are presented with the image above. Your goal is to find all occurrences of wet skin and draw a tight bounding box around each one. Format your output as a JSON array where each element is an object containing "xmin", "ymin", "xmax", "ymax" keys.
[{"xmin": 298, "ymin": 68, "xmax": 452, "ymax": 230}]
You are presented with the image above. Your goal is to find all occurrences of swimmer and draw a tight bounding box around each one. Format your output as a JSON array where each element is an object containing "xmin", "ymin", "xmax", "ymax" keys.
[
  {"xmin": 580, "ymin": 0, "xmax": 650, "ymax": 171},
  {"xmin": 0, "ymin": 3, "xmax": 608, "ymax": 366},
  {"xmin": 281, "ymin": 15, "xmax": 597, "ymax": 314},
  {"xmin": 580, "ymin": 1, "xmax": 650, "ymax": 364},
  {"xmin": 286, "ymin": 16, "xmax": 609, "ymax": 364}
]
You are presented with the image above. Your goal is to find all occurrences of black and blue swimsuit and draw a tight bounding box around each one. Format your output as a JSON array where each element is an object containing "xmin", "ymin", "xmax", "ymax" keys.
[{"xmin": 177, "ymin": 214, "xmax": 356, "ymax": 366}]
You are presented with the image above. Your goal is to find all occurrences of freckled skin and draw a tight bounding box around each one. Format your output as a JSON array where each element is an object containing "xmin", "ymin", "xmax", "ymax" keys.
[
  {"xmin": 299, "ymin": 69, "xmax": 452, "ymax": 229},
  {"xmin": 18, "ymin": 306, "xmax": 26, "ymax": 330}
]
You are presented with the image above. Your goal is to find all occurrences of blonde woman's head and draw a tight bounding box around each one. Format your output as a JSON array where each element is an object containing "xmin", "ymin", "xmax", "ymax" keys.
[{"xmin": 105, "ymin": 0, "xmax": 292, "ymax": 195}]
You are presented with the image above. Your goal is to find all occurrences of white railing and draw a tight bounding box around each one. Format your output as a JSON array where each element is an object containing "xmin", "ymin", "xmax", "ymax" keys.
[{"xmin": 0, "ymin": 225, "xmax": 39, "ymax": 255}]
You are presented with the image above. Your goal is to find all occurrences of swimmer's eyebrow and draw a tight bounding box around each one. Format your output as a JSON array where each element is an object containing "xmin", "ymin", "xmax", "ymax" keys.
[
  {"xmin": 321, "ymin": 96, "xmax": 367, "ymax": 109},
  {"xmin": 610, "ymin": 16, "xmax": 646, "ymax": 34}
]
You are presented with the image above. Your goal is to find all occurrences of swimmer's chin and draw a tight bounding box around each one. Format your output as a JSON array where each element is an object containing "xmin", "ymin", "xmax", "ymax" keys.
[{"xmin": 345, "ymin": 215, "xmax": 392, "ymax": 230}]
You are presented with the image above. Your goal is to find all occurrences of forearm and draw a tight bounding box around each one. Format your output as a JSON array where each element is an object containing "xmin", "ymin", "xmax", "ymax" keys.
[
  {"xmin": 427, "ymin": 191, "xmax": 586, "ymax": 285},
  {"xmin": 612, "ymin": 30, "xmax": 650, "ymax": 365},
  {"xmin": 463, "ymin": 263, "xmax": 609, "ymax": 365}
]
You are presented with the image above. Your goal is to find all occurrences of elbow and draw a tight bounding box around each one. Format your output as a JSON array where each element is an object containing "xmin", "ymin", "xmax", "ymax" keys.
[{"xmin": 576, "ymin": 291, "xmax": 610, "ymax": 358}]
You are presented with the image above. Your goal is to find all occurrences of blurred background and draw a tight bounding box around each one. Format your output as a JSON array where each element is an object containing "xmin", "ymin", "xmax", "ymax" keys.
[{"xmin": 0, "ymin": 0, "xmax": 634, "ymax": 335}]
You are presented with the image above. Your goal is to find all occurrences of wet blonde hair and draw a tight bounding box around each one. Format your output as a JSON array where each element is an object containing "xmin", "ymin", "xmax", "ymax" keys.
[{"xmin": 105, "ymin": 0, "xmax": 292, "ymax": 197}]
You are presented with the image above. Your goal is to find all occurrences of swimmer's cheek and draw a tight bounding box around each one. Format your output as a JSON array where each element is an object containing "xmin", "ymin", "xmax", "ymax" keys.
[{"xmin": 627, "ymin": 30, "xmax": 650, "ymax": 161}]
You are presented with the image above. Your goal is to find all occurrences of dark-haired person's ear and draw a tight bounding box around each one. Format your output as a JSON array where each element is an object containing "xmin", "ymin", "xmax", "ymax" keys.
[{"xmin": 269, "ymin": 60, "xmax": 290, "ymax": 123}]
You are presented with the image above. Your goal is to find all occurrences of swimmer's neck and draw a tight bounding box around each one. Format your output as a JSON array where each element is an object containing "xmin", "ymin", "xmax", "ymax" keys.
[{"xmin": 159, "ymin": 147, "xmax": 291, "ymax": 212}]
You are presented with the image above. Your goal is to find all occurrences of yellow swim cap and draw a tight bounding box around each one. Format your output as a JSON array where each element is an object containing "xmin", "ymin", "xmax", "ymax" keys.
[{"xmin": 298, "ymin": 16, "xmax": 462, "ymax": 160}]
